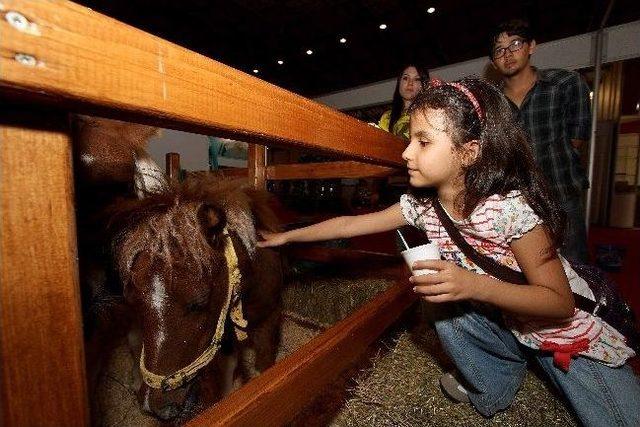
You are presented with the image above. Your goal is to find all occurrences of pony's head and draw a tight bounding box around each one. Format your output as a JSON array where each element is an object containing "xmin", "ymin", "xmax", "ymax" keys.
[{"xmin": 110, "ymin": 158, "xmax": 275, "ymax": 419}]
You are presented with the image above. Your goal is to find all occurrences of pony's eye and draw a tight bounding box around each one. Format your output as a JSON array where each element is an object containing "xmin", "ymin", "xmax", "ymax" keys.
[{"xmin": 186, "ymin": 300, "xmax": 208, "ymax": 313}]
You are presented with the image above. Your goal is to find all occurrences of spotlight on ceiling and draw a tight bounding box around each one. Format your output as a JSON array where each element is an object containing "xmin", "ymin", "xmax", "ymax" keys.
[
  {"xmin": 379, "ymin": 24, "xmax": 387, "ymax": 30},
  {"xmin": 427, "ymin": 7, "xmax": 436, "ymax": 14},
  {"xmin": 306, "ymin": 49, "xmax": 313, "ymax": 55},
  {"xmin": 339, "ymin": 37, "xmax": 347, "ymax": 43},
  {"xmin": 277, "ymin": 60, "xmax": 284, "ymax": 65},
  {"xmin": 253, "ymin": 69, "xmax": 259, "ymax": 74}
]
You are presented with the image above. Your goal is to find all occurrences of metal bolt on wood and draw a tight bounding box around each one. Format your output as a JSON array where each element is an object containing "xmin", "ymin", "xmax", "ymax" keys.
[
  {"xmin": 15, "ymin": 53, "xmax": 37, "ymax": 67},
  {"xmin": 5, "ymin": 11, "xmax": 28, "ymax": 31}
]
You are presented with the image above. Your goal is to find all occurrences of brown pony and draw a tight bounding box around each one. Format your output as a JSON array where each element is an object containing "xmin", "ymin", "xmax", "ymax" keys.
[{"xmin": 74, "ymin": 117, "xmax": 283, "ymax": 421}]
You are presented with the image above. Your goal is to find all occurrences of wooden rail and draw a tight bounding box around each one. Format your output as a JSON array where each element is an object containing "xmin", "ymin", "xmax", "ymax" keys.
[
  {"xmin": 266, "ymin": 161, "xmax": 398, "ymax": 180},
  {"xmin": 187, "ymin": 279, "xmax": 416, "ymax": 427},
  {"xmin": 0, "ymin": 1, "xmax": 410, "ymax": 425},
  {"xmin": 0, "ymin": 0, "xmax": 405, "ymax": 167}
]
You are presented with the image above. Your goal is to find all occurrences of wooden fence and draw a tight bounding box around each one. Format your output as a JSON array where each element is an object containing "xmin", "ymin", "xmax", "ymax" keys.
[{"xmin": 0, "ymin": 1, "xmax": 414, "ymax": 425}]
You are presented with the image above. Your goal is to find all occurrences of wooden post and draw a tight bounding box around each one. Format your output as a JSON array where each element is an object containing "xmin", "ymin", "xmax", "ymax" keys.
[
  {"xmin": 0, "ymin": 108, "xmax": 89, "ymax": 426},
  {"xmin": 166, "ymin": 152, "xmax": 181, "ymax": 181},
  {"xmin": 248, "ymin": 144, "xmax": 267, "ymax": 190}
]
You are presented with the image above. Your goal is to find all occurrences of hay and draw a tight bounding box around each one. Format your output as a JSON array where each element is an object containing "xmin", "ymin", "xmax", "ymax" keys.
[
  {"xmin": 282, "ymin": 275, "xmax": 395, "ymax": 325},
  {"xmin": 95, "ymin": 317, "xmax": 322, "ymax": 426},
  {"xmin": 328, "ymin": 319, "xmax": 577, "ymax": 427},
  {"xmin": 94, "ymin": 339, "xmax": 159, "ymax": 427}
]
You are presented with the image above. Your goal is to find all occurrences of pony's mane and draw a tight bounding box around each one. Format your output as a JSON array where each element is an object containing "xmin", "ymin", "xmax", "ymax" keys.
[{"xmin": 109, "ymin": 176, "xmax": 278, "ymax": 288}]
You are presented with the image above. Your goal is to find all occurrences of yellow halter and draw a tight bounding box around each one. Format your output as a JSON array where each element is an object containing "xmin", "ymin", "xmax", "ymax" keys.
[{"xmin": 139, "ymin": 227, "xmax": 248, "ymax": 391}]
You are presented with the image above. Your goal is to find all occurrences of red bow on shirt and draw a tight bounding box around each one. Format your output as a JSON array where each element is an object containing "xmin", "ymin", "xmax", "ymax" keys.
[{"xmin": 540, "ymin": 338, "xmax": 591, "ymax": 371}]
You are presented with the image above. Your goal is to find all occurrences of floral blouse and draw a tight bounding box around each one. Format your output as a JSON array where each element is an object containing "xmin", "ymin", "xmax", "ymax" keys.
[{"xmin": 400, "ymin": 190, "xmax": 635, "ymax": 368}]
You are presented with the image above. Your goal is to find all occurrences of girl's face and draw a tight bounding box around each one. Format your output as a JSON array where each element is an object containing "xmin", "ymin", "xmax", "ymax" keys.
[
  {"xmin": 398, "ymin": 66, "xmax": 422, "ymax": 103},
  {"xmin": 402, "ymin": 109, "xmax": 464, "ymax": 190}
]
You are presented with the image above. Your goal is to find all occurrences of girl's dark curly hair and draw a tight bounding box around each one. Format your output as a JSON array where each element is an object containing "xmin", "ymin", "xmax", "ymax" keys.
[{"xmin": 407, "ymin": 77, "xmax": 566, "ymax": 250}]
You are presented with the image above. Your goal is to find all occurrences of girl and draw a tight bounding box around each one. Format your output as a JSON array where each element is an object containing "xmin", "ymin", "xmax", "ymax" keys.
[
  {"xmin": 378, "ymin": 64, "xmax": 430, "ymax": 140},
  {"xmin": 258, "ymin": 78, "xmax": 640, "ymax": 426}
]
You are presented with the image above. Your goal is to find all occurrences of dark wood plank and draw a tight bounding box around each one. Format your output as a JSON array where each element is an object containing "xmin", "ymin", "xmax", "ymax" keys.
[
  {"xmin": 265, "ymin": 161, "xmax": 399, "ymax": 180},
  {"xmin": 0, "ymin": 108, "xmax": 89, "ymax": 426},
  {"xmin": 186, "ymin": 279, "xmax": 415, "ymax": 427},
  {"xmin": 249, "ymin": 144, "xmax": 267, "ymax": 190},
  {"xmin": 0, "ymin": 0, "xmax": 405, "ymax": 166}
]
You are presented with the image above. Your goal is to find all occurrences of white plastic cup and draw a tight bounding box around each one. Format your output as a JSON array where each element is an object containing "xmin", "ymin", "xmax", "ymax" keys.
[{"xmin": 401, "ymin": 243, "xmax": 440, "ymax": 276}]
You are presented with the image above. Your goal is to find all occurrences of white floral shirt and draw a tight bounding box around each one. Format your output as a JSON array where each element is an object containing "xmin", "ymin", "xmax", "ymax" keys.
[{"xmin": 400, "ymin": 190, "xmax": 635, "ymax": 367}]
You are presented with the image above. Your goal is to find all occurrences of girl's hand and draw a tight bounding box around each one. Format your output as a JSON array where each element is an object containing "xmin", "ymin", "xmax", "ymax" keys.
[
  {"xmin": 256, "ymin": 230, "xmax": 288, "ymax": 248},
  {"xmin": 409, "ymin": 260, "xmax": 480, "ymax": 302}
]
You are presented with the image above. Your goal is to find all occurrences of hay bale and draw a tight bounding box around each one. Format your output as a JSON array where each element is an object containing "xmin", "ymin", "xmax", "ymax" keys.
[
  {"xmin": 94, "ymin": 317, "xmax": 323, "ymax": 426},
  {"xmin": 283, "ymin": 275, "xmax": 394, "ymax": 325},
  {"xmin": 330, "ymin": 322, "xmax": 577, "ymax": 427},
  {"xmin": 94, "ymin": 339, "xmax": 158, "ymax": 427}
]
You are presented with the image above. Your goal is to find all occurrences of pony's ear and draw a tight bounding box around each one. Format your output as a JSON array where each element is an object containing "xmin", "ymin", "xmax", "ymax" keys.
[
  {"xmin": 198, "ymin": 203, "xmax": 225, "ymax": 243},
  {"xmin": 133, "ymin": 150, "xmax": 169, "ymax": 198}
]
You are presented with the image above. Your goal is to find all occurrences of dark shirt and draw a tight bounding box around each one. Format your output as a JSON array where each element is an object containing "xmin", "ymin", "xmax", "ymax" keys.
[{"xmin": 506, "ymin": 68, "xmax": 592, "ymax": 201}]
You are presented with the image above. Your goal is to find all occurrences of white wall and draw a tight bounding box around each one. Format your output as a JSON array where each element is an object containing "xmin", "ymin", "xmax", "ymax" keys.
[
  {"xmin": 314, "ymin": 20, "xmax": 640, "ymax": 110},
  {"xmin": 147, "ymin": 128, "xmax": 210, "ymax": 171}
]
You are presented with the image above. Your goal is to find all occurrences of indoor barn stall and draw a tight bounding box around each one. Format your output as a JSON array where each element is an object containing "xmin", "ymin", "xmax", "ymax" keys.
[{"xmin": 2, "ymin": 0, "xmax": 639, "ymax": 426}]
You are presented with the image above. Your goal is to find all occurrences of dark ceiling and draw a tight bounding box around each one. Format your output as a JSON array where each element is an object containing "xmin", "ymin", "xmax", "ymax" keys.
[{"xmin": 76, "ymin": 0, "xmax": 640, "ymax": 97}]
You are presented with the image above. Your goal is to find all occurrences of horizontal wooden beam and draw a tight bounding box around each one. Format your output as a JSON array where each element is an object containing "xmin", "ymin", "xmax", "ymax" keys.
[
  {"xmin": 265, "ymin": 161, "xmax": 399, "ymax": 180},
  {"xmin": 186, "ymin": 279, "xmax": 416, "ymax": 427},
  {"xmin": 0, "ymin": 0, "xmax": 405, "ymax": 167}
]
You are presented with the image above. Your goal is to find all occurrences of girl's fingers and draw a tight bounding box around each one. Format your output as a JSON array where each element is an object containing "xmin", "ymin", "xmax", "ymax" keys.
[
  {"xmin": 412, "ymin": 283, "xmax": 450, "ymax": 296},
  {"xmin": 421, "ymin": 294, "xmax": 452, "ymax": 303},
  {"xmin": 412, "ymin": 259, "xmax": 448, "ymax": 271},
  {"xmin": 409, "ymin": 272, "xmax": 444, "ymax": 284}
]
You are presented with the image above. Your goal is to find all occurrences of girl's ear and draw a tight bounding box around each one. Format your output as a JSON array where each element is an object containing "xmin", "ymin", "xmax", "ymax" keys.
[{"xmin": 461, "ymin": 140, "xmax": 481, "ymax": 166}]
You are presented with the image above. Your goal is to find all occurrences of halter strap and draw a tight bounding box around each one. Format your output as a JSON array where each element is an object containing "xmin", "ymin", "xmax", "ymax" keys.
[{"xmin": 139, "ymin": 227, "xmax": 247, "ymax": 391}]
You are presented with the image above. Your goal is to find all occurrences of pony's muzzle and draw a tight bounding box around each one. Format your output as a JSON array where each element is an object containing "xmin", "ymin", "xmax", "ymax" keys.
[{"xmin": 139, "ymin": 382, "xmax": 194, "ymax": 420}]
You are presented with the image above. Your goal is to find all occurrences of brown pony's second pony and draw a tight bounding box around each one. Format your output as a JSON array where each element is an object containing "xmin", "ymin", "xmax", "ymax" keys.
[{"xmin": 74, "ymin": 117, "xmax": 283, "ymax": 421}]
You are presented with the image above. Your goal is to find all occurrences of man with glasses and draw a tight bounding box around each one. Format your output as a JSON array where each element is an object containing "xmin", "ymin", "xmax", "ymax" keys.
[{"xmin": 490, "ymin": 19, "xmax": 592, "ymax": 263}]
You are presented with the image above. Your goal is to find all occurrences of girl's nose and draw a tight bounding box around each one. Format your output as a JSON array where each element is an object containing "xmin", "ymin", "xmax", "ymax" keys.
[{"xmin": 402, "ymin": 144, "xmax": 412, "ymax": 162}]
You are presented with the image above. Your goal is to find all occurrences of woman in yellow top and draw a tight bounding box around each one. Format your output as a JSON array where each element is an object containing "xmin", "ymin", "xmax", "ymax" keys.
[{"xmin": 379, "ymin": 64, "xmax": 430, "ymax": 140}]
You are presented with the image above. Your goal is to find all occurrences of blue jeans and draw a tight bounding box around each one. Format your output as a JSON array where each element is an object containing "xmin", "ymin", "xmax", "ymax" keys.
[
  {"xmin": 434, "ymin": 303, "xmax": 640, "ymax": 426},
  {"xmin": 561, "ymin": 194, "xmax": 589, "ymax": 263}
]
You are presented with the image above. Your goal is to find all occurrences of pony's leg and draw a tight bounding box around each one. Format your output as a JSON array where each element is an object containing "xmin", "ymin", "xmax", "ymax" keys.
[
  {"xmin": 240, "ymin": 309, "xmax": 282, "ymax": 379},
  {"xmin": 217, "ymin": 350, "xmax": 239, "ymax": 396}
]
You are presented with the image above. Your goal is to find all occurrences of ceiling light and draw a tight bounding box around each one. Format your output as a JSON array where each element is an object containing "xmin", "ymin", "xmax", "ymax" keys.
[
  {"xmin": 427, "ymin": 7, "xmax": 436, "ymax": 13},
  {"xmin": 306, "ymin": 49, "xmax": 313, "ymax": 55},
  {"xmin": 379, "ymin": 24, "xmax": 387, "ymax": 30},
  {"xmin": 277, "ymin": 60, "xmax": 284, "ymax": 65},
  {"xmin": 339, "ymin": 37, "xmax": 347, "ymax": 43},
  {"xmin": 253, "ymin": 69, "xmax": 259, "ymax": 74}
]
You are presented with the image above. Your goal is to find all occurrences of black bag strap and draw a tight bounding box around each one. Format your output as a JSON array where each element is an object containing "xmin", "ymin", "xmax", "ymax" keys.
[
  {"xmin": 433, "ymin": 199, "xmax": 527, "ymax": 284},
  {"xmin": 433, "ymin": 199, "xmax": 597, "ymax": 313}
]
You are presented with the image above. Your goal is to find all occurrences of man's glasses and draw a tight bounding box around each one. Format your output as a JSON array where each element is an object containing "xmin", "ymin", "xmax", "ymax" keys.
[{"xmin": 493, "ymin": 39, "xmax": 527, "ymax": 59}]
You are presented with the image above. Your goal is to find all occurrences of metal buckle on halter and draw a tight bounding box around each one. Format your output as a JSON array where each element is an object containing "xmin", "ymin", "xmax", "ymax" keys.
[{"xmin": 161, "ymin": 372, "xmax": 186, "ymax": 392}]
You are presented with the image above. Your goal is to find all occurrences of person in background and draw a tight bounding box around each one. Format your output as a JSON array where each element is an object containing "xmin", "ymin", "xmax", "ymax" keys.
[
  {"xmin": 489, "ymin": 19, "xmax": 591, "ymax": 263},
  {"xmin": 379, "ymin": 64, "xmax": 431, "ymax": 141}
]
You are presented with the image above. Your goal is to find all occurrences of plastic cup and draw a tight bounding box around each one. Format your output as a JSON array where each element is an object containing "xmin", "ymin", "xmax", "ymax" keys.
[{"xmin": 401, "ymin": 243, "xmax": 440, "ymax": 276}]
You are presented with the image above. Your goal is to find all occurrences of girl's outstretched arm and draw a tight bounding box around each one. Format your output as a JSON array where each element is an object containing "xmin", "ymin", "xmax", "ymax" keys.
[
  {"xmin": 257, "ymin": 202, "xmax": 406, "ymax": 248},
  {"xmin": 411, "ymin": 224, "xmax": 575, "ymax": 319}
]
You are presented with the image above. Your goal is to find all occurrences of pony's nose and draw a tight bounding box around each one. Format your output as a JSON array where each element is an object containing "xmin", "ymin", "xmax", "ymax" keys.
[{"xmin": 156, "ymin": 403, "xmax": 181, "ymax": 420}]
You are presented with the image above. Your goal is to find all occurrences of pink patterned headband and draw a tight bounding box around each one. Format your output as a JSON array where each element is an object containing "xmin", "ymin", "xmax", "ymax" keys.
[{"xmin": 429, "ymin": 79, "xmax": 485, "ymax": 121}]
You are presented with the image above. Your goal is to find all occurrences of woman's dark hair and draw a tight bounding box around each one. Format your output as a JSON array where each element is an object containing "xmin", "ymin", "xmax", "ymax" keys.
[
  {"xmin": 389, "ymin": 64, "xmax": 430, "ymax": 135},
  {"xmin": 407, "ymin": 78, "xmax": 566, "ymax": 251},
  {"xmin": 488, "ymin": 19, "xmax": 534, "ymax": 58}
]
